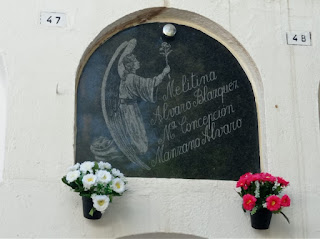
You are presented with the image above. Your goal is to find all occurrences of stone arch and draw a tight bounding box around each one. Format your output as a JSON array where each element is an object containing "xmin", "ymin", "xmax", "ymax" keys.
[
  {"xmin": 75, "ymin": 7, "xmax": 266, "ymax": 173},
  {"xmin": 118, "ymin": 232, "xmax": 206, "ymax": 239},
  {"xmin": 318, "ymin": 82, "xmax": 320, "ymax": 129}
]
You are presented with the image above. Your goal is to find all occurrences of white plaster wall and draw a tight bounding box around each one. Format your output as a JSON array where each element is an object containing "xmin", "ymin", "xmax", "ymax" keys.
[
  {"xmin": 0, "ymin": 0, "xmax": 319, "ymax": 238},
  {"xmin": 0, "ymin": 52, "xmax": 8, "ymax": 182}
]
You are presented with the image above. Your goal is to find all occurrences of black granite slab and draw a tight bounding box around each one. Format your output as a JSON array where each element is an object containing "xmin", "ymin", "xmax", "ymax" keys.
[{"xmin": 76, "ymin": 23, "xmax": 260, "ymax": 180}]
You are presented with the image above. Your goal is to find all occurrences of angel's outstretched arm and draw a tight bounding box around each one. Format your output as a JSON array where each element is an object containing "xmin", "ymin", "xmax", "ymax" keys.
[{"xmin": 154, "ymin": 65, "xmax": 171, "ymax": 87}]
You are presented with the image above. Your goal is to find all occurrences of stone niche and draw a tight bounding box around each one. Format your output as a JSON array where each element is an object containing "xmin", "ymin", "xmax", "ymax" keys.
[
  {"xmin": 76, "ymin": 22, "xmax": 260, "ymax": 180},
  {"xmin": 119, "ymin": 232, "xmax": 206, "ymax": 239}
]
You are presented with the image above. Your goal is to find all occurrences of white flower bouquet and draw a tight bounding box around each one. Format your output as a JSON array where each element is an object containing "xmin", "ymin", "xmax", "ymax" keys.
[{"xmin": 62, "ymin": 161, "xmax": 127, "ymax": 218}]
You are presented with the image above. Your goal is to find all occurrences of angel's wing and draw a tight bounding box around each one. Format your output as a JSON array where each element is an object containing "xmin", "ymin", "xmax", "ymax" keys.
[{"xmin": 101, "ymin": 39, "xmax": 151, "ymax": 170}]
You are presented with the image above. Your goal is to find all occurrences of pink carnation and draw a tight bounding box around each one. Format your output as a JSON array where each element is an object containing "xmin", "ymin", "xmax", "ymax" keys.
[
  {"xmin": 266, "ymin": 195, "xmax": 281, "ymax": 211},
  {"xmin": 236, "ymin": 178, "xmax": 248, "ymax": 189},
  {"xmin": 277, "ymin": 177, "xmax": 289, "ymax": 187},
  {"xmin": 260, "ymin": 172, "xmax": 276, "ymax": 182},
  {"xmin": 243, "ymin": 194, "xmax": 257, "ymax": 211},
  {"xmin": 251, "ymin": 173, "xmax": 261, "ymax": 181},
  {"xmin": 281, "ymin": 194, "xmax": 291, "ymax": 207},
  {"xmin": 237, "ymin": 173, "xmax": 253, "ymax": 189}
]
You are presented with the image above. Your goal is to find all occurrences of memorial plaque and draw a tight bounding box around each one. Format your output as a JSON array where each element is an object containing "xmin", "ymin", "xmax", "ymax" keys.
[{"xmin": 76, "ymin": 23, "xmax": 260, "ymax": 180}]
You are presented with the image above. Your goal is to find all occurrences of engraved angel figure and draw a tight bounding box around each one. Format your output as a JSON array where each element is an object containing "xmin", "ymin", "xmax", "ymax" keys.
[{"xmin": 101, "ymin": 38, "xmax": 170, "ymax": 170}]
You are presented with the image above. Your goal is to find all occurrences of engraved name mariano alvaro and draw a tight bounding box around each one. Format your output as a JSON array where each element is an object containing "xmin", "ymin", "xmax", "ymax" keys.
[{"xmin": 149, "ymin": 70, "xmax": 242, "ymax": 167}]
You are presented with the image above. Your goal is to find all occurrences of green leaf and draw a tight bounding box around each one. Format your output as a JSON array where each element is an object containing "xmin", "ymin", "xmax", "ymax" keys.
[
  {"xmin": 250, "ymin": 206, "xmax": 258, "ymax": 215},
  {"xmin": 234, "ymin": 188, "xmax": 242, "ymax": 197},
  {"xmin": 62, "ymin": 177, "xmax": 79, "ymax": 190},
  {"xmin": 89, "ymin": 207, "xmax": 95, "ymax": 216},
  {"xmin": 93, "ymin": 162, "xmax": 99, "ymax": 172},
  {"xmin": 69, "ymin": 182, "xmax": 78, "ymax": 190},
  {"xmin": 75, "ymin": 180, "xmax": 82, "ymax": 187},
  {"xmin": 62, "ymin": 177, "xmax": 74, "ymax": 188},
  {"xmin": 105, "ymin": 186, "xmax": 113, "ymax": 195},
  {"xmin": 242, "ymin": 206, "xmax": 246, "ymax": 213},
  {"xmin": 61, "ymin": 176, "xmax": 68, "ymax": 185}
]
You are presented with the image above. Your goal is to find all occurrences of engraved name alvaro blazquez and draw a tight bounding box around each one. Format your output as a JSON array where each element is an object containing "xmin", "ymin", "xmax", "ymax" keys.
[{"xmin": 150, "ymin": 70, "xmax": 242, "ymax": 167}]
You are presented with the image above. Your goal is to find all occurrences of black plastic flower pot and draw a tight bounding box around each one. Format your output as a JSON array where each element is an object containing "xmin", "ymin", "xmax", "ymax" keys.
[
  {"xmin": 82, "ymin": 196, "xmax": 102, "ymax": 220},
  {"xmin": 250, "ymin": 208, "xmax": 272, "ymax": 229}
]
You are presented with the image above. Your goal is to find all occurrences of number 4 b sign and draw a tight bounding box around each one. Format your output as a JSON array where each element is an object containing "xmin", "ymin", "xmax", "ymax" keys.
[
  {"xmin": 40, "ymin": 12, "xmax": 66, "ymax": 27},
  {"xmin": 287, "ymin": 32, "xmax": 311, "ymax": 46}
]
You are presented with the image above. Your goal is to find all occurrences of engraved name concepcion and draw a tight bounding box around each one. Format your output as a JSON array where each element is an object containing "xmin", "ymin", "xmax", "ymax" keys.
[{"xmin": 150, "ymin": 70, "xmax": 242, "ymax": 167}]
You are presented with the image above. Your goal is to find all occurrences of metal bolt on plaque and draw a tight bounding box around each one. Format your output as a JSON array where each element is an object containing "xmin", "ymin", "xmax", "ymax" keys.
[{"xmin": 163, "ymin": 24, "xmax": 176, "ymax": 37}]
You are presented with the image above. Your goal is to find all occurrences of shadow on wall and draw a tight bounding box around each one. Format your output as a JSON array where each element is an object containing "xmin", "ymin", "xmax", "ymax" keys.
[{"xmin": 118, "ymin": 233, "xmax": 206, "ymax": 239}]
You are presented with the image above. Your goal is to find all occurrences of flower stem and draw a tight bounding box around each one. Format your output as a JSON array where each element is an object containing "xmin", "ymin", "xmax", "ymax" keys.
[{"xmin": 280, "ymin": 211, "xmax": 290, "ymax": 224}]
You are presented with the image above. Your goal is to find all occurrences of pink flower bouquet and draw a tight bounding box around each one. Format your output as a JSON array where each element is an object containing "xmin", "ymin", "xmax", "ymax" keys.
[{"xmin": 236, "ymin": 172, "xmax": 291, "ymax": 223}]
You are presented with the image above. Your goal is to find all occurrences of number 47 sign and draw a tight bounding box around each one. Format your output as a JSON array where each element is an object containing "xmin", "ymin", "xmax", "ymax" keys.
[
  {"xmin": 287, "ymin": 32, "xmax": 311, "ymax": 46},
  {"xmin": 40, "ymin": 12, "xmax": 66, "ymax": 27}
]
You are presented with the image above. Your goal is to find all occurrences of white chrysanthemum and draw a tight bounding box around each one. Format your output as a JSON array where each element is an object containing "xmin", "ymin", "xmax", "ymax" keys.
[
  {"xmin": 119, "ymin": 173, "xmax": 127, "ymax": 183},
  {"xmin": 91, "ymin": 194, "xmax": 110, "ymax": 213},
  {"xmin": 272, "ymin": 181, "xmax": 280, "ymax": 190},
  {"xmin": 262, "ymin": 203, "xmax": 267, "ymax": 208},
  {"xmin": 111, "ymin": 168, "xmax": 126, "ymax": 181},
  {"xmin": 98, "ymin": 161, "xmax": 112, "ymax": 170},
  {"xmin": 254, "ymin": 181, "xmax": 260, "ymax": 198},
  {"xmin": 112, "ymin": 178, "xmax": 125, "ymax": 194},
  {"xmin": 66, "ymin": 170, "xmax": 80, "ymax": 183},
  {"xmin": 82, "ymin": 174, "xmax": 97, "ymax": 190},
  {"xmin": 97, "ymin": 170, "xmax": 112, "ymax": 184},
  {"xmin": 80, "ymin": 161, "xmax": 95, "ymax": 173},
  {"xmin": 104, "ymin": 162, "xmax": 111, "ymax": 169},
  {"xmin": 98, "ymin": 161, "xmax": 104, "ymax": 169},
  {"xmin": 68, "ymin": 163, "xmax": 80, "ymax": 172},
  {"xmin": 112, "ymin": 168, "xmax": 122, "ymax": 177}
]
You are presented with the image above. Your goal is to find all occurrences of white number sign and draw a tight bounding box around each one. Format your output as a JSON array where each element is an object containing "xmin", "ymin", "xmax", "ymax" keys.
[
  {"xmin": 287, "ymin": 32, "xmax": 311, "ymax": 46},
  {"xmin": 40, "ymin": 12, "xmax": 66, "ymax": 27}
]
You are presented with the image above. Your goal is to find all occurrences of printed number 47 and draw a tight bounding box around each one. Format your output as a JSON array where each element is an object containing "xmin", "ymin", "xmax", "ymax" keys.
[{"xmin": 47, "ymin": 16, "xmax": 61, "ymax": 24}]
